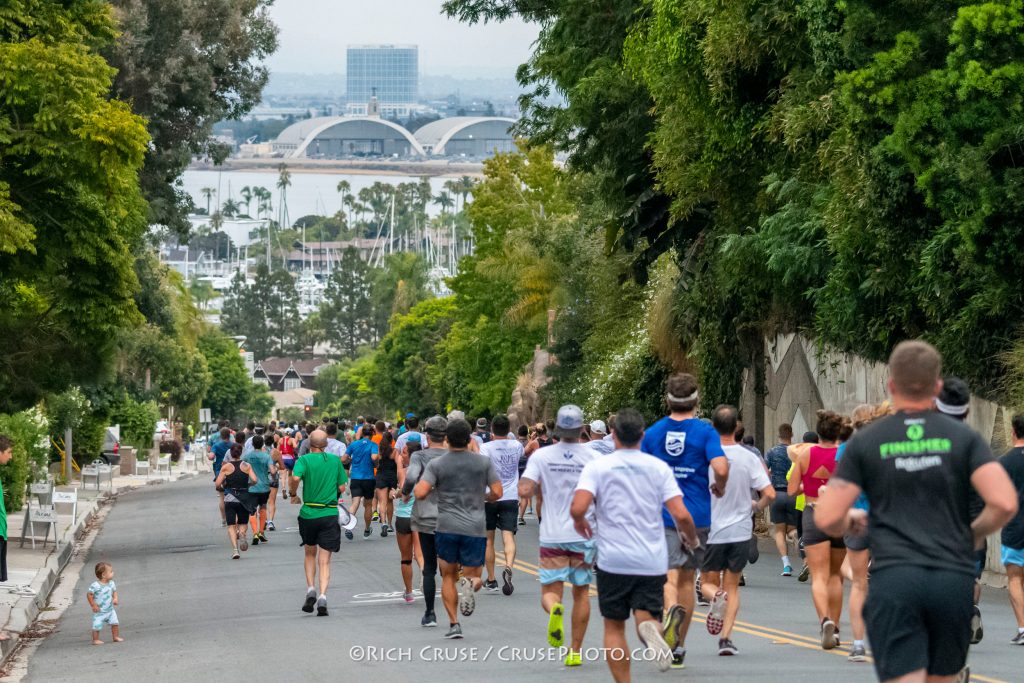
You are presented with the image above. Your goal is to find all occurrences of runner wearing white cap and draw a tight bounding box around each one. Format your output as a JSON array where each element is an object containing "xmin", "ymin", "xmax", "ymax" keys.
[{"xmin": 521, "ymin": 405, "xmax": 597, "ymax": 667}]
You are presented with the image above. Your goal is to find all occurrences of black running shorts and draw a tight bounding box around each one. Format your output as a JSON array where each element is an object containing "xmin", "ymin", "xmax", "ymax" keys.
[
  {"xmin": 770, "ymin": 490, "xmax": 798, "ymax": 526},
  {"xmin": 485, "ymin": 500, "xmax": 519, "ymax": 533},
  {"xmin": 298, "ymin": 515, "xmax": 342, "ymax": 553},
  {"xmin": 803, "ymin": 506, "xmax": 845, "ymax": 548},
  {"xmin": 702, "ymin": 541, "xmax": 749, "ymax": 574},
  {"xmin": 866, "ymin": 565, "xmax": 973, "ymax": 680},
  {"xmin": 349, "ymin": 478, "xmax": 376, "ymax": 500},
  {"xmin": 394, "ymin": 517, "xmax": 412, "ymax": 535},
  {"xmin": 225, "ymin": 501, "xmax": 250, "ymax": 526},
  {"xmin": 596, "ymin": 569, "xmax": 665, "ymax": 621}
]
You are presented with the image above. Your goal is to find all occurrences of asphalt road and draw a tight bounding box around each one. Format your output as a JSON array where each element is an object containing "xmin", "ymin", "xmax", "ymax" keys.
[{"xmin": 23, "ymin": 478, "xmax": 1022, "ymax": 682}]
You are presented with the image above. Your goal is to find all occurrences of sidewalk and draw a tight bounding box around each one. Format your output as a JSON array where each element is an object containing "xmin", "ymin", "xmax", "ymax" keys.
[{"xmin": 0, "ymin": 459, "xmax": 208, "ymax": 665}]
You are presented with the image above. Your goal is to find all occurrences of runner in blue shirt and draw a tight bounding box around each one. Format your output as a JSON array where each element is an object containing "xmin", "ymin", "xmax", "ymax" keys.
[
  {"xmin": 640, "ymin": 373, "xmax": 729, "ymax": 669},
  {"xmin": 343, "ymin": 426, "xmax": 380, "ymax": 539}
]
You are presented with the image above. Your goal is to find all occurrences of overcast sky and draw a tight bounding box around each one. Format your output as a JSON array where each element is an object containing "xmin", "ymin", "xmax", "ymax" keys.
[{"xmin": 266, "ymin": 1, "xmax": 538, "ymax": 76}]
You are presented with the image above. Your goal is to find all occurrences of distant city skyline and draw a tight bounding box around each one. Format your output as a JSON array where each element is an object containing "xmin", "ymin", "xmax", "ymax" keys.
[{"xmin": 266, "ymin": 1, "xmax": 537, "ymax": 77}]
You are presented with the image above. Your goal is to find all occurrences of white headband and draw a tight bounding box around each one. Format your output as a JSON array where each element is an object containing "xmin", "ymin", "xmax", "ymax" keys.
[
  {"xmin": 667, "ymin": 390, "xmax": 699, "ymax": 403},
  {"xmin": 935, "ymin": 398, "xmax": 968, "ymax": 416}
]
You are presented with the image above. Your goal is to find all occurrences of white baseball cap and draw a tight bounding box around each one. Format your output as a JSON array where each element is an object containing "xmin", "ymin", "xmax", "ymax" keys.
[
  {"xmin": 589, "ymin": 420, "xmax": 608, "ymax": 436},
  {"xmin": 555, "ymin": 405, "xmax": 585, "ymax": 438}
]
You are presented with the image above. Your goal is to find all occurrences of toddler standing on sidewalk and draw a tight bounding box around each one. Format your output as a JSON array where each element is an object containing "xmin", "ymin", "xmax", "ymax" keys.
[{"xmin": 88, "ymin": 562, "xmax": 122, "ymax": 644}]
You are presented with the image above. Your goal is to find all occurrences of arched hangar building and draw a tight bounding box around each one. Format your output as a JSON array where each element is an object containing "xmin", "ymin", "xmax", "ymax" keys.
[{"xmin": 272, "ymin": 116, "xmax": 515, "ymax": 159}]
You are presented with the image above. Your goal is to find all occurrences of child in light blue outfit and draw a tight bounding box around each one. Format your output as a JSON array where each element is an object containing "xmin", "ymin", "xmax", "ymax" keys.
[{"xmin": 88, "ymin": 562, "xmax": 122, "ymax": 644}]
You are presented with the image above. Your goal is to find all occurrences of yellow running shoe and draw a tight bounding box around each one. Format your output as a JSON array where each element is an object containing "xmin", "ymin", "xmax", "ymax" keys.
[
  {"xmin": 564, "ymin": 650, "xmax": 582, "ymax": 667},
  {"xmin": 547, "ymin": 603, "xmax": 565, "ymax": 648}
]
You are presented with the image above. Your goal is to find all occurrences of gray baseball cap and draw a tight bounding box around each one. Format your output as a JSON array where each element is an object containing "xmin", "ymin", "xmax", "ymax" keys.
[
  {"xmin": 447, "ymin": 409, "xmax": 466, "ymax": 421},
  {"xmin": 555, "ymin": 404, "xmax": 585, "ymax": 438},
  {"xmin": 424, "ymin": 415, "xmax": 448, "ymax": 438}
]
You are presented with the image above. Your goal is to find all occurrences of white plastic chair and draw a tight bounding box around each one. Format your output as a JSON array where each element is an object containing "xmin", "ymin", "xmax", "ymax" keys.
[{"xmin": 156, "ymin": 454, "xmax": 172, "ymax": 476}]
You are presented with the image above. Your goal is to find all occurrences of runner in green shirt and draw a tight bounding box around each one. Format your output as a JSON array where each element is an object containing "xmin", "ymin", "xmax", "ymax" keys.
[{"xmin": 289, "ymin": 429, "xmax": 348, "ymax": 617}]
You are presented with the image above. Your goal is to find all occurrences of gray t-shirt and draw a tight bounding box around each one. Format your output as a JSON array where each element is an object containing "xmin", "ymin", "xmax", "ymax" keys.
[
  {"xmin": 422, "ymin": 450, "xmax": 500, "ymax": 537},
  {"xmin": 403, "ymin": 446, "xmax": 447, "ymax": 533}
]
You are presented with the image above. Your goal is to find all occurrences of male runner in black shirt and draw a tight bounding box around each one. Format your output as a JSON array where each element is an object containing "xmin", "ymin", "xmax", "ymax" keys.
[{"xmin": 816, "ymin": 340, "xmax": 1017, "ymax": 683}]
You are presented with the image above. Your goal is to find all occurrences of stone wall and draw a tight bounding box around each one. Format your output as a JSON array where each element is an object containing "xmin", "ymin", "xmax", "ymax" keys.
[{"xmin": 741, "ymin": 333, "xmax": 1015, "ymax": 583}]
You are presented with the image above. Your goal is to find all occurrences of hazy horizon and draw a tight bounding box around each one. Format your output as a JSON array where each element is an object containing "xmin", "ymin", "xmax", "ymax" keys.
[{"xmin": 266, "ymin": 1, "xmax": 537, "ymax": 77}]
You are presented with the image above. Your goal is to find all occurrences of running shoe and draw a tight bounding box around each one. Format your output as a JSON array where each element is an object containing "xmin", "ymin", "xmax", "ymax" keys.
[
  {"xmin": 848, "ymin": 644, "xmax": 867, "ymax": 662},
  {"xmin": 345, "ymin": 529, "xmax": 354, "ymax": 541},
  {"xmin": 1012, "ymin": 631, "xmax": 1024, "ymax": 644},
  {"xmin": 662, "ymin": 604, "xmax": 685, "ymax": 651},
  {"xmin": 252, "ymin": 535, "xmax": 260, "ymax": 546},
  {"xmin": 564, "ymin": 650, "xmax": 582, "ymax": 667},
  {"xmin": 518, "ymin": 517, "xmax": 526, "ymax": 526},
  {"xmin": 502, "ymin": 566, "xmax": 514, "ymax": 595},
  {"xmin": 221, "ymin": 520, "xmax": 227, "ymax": 527},
  {"xmin": 484, "ymin": 579, "xmax": 499, "ymax": 593},
  {"xmin": 637, "ymin": 620, "xmax": 673, "ymax": 672},
  {"xmin": 547, "ymin": 603, "xmax": 565, "ymax": 648},
  {"xmin": 239, "ymin": 538, "xmax": 248, "ymax": 552},
  {"xmin": 671, "ymin": 648, "xmax": 686, "ymax": 669},
  {"xmin": 302, "ymin": 591, "xmax": 316, "ymax": 613},
  {"xmin": 821, "ymin": 619, "xmax": 838, "ymax": 650},
  {"xmin": 457, "ymin": 577, "xmax": 476, "ymax": 617},
  {"xmin": 445, "ymin": 623, "xmax": 463, "ymax": 639},
  {"xmin": 363, "ymin": 528, "xmax": 372, "ymax": 539},
  {"xmin": 403, "ymin": 592, "xmax": 414, "ymax": 604},
  {"xmin": 706, "ymin": 590, "xmax": 728, "ymax": 636},
  {"xmin": 266, "ymin": 520, "xmax": 276, "ymax": 531},
  {"xmin": 372, "ymin": 511, "xmax": 380, "ymax": 522},
  {"xmin": 232, "ymin": 550, "xmax": 240, "ymax": 560},
  {"xmin": 798, "ymin": 564, "xmax": 810, "ymax": 582},
  {"xmin": 781, "ymin": 565, "xmax": 793, "ymax": 577},
  {"xmin": 258, "ymin": 532, "xmax": 268, "ymax": 543},
  {"xmin": 718, "ymin": 638, "xmax": 738, "ymax": 656},
  {"xmin": 381, "ymin": 524, "xmax": 389, "ymax": 538},
  {"xmin": 970, "ymin": 604, "xmax": 984, "ymax": 644},
  {"xmin": 316, "ymin": 597, "xmax": 328, "ymax": 617},
  {"xmin": 421, "ymin": 611, "xmax": 437, "ymax": 627}
]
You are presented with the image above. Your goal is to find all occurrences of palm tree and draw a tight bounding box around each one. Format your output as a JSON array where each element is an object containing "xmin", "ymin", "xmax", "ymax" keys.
[
  {"xmin": 240, "ymin": 186, "xmax": 253, "ymax": 216},
  {"xmin": 200, "ymin": 187, "xmax": 216, "ymax": 214},
  {"xmin": 222, "ymin": 198, "xmax": 240, "ymax": 218},
  {"xmin": 458, "ymin": 175, "xmax": 476, "ymax": 211},
  {"xmin": 336, "ymin": 179, "xmax": 351, "ymax": 221},
  {"xmin": 433, "ymin": 191, "xmax": 454, "ymax": 214},
  {"xmin": 443, "ymin": 179, "xmax": 462, "ymax": 213}
]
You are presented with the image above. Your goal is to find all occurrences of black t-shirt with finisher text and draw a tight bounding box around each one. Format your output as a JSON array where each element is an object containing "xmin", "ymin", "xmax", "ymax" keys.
[
  {"xmin": 999, "ymin": 447, "xmax": 1024, "ymax": 550},
  {"xmin": 834, "ymin": 410, "xmax": 993, "ymax": 575}
]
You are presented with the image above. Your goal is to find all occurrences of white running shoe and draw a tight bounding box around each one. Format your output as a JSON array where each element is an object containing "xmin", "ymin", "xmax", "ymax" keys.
[{"xmin": 638, "ymin": 620, "xmax": 673, "ymax": 672}]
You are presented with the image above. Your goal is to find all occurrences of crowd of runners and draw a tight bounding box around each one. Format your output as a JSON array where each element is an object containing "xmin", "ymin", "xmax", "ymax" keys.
[{"xmin": 205, "ymin": 339, "xmax": 1024, "ymax": 683}]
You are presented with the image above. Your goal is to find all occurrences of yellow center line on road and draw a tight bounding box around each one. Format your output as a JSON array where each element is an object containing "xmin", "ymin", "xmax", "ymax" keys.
[{"xmin": 510, "ymin": 561, "xmax": 1007, "ymax": 683}]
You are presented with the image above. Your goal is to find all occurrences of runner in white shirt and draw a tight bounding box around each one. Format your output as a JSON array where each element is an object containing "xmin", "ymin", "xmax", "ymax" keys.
[
  {"xmin": 519, "ymin": 405, "xmax": 596, "ymax": 668},
  {"xmin": 571, "ymin": 408, "xmax": 699, "ymax": 679},
  {"xmin": 587, "ymin": 419, "xmax": 615, "ymax": 455},
  {"xmin": 481, "ymin": 415, "xmax": 525, "ymax": 596},
  {"xmin": 324, "ymin": 422, "xmax": 346, "ymax": 458},
  {"xmin": 700, "ymin": 405, "xmax": 774, "ymax": 655}
]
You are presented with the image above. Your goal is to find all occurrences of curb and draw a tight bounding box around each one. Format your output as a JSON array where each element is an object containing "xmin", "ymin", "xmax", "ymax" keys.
[{"xmin": 0, "ymin": 470, "xmax": 200, "ymax": 666}]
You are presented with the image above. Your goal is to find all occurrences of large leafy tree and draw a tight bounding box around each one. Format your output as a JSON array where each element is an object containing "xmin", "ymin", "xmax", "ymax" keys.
[
  {"xmin": 0, "ymin": 0, "xmax": 150, "ymax": 412},
  {"xmin": 443, "ymin": 0, "xmax": 672, "ymax": 280},
  {"xmin": 321, "ymin": 247, "xmax": 374, "ymax": 359},
  {"xmin": 105, "ymin": 0, "xmax": 278, "ymax": 234}
]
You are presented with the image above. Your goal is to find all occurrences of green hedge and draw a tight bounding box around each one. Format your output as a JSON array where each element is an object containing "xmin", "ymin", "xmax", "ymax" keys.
[{"xmin": 0, "ymin": 409, "xmax": 51, "ymax": 512}]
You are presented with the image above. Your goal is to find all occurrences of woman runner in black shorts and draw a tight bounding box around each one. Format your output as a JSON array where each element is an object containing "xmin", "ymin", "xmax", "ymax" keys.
[
  {"xmin": 392, "ymin": 437, "xmax": 421, "ymax": 602},
  {"xmin": 375, "ymin": 432, "xmax": 399, "ymax": 537},
  {"xmin": 215, "ymin": 444, "xmax": 257, "ymax": 559}
]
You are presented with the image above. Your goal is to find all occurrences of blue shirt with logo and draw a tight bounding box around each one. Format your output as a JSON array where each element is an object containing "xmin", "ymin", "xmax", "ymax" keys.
[
  {"xmin": 641, "ymin": 417, "xmax": 725, "ymax": 528},
  {"xmin": 347, "ymin": 438, "xmax": 379, "ymax": 480}
]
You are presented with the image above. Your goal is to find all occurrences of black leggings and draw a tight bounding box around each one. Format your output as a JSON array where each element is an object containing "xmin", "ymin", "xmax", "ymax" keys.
[{"xmin": 419, "ymin": 532, "xmax": 438, "ymax": 614}]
